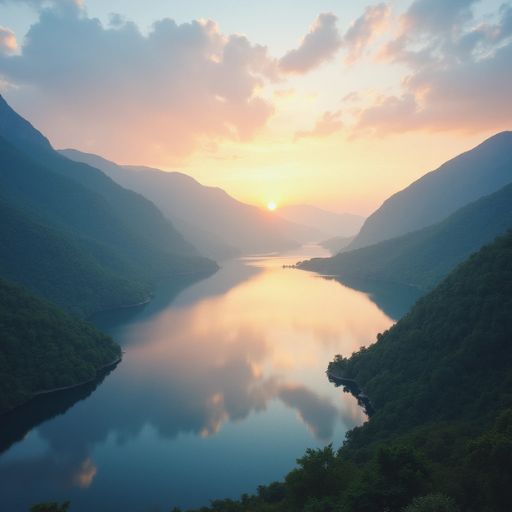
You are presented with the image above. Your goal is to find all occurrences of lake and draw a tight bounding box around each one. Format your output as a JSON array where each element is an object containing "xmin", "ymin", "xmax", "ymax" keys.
[{"xmin": 0, "ymin": 246, "xmax": 420, "ymax": 512}]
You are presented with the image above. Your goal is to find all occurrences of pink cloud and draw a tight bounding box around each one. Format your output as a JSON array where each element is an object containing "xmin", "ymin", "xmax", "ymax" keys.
[
  {"xmin": 295, "ymin": 110, "xmax": 343, "ymax": 140},
  {"xmin": 0, "ymin": 26, "xmax": 17, "ymax": 55},
  {"xmin": 279, "ymin": 13, "xmax": 342, "ymax": 74},
  {"xmin": 0, "ymin": 8, "xmax": 278, "ymax": 163},
  {"xmin": 343, "ymin": 3, "xmax": 390, "ymax": 64},
  {"xmin": 353, "ymin": 1, "xmax": 512, "ymax": 135}
]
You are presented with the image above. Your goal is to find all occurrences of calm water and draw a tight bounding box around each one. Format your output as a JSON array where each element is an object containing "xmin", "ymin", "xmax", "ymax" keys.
[{"xmin": 0, "ymin": 247, "xmax": 419, "ymax": 512}]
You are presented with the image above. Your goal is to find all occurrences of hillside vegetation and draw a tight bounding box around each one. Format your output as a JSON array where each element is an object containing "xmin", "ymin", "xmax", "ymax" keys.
[
  {"xmin": 0, "ymin": 278, "xmax": 121, "ymax": 414},
  {"xmin": 0, "ymin": 198, "xmax": 149, "ymax": 316},
  {"xmin": 299, "ymin": 183, "xmax": 512, "ymax": 292}
]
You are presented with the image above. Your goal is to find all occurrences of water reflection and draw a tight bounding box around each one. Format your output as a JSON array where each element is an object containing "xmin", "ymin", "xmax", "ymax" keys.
[
  {"xmin": 277, "ymin": 385, "xmax": 339, "ymax": 441},
  {"xmin": 325, "ymin": 276, "xmax": 423, "ymax": 320},
  {"xmin": 0, "ymin": 247, "xmax": 401, "ymax": 511},
  {"xmin": 0, "ymin": 368, "xmax": 114, "ymax": 454}
]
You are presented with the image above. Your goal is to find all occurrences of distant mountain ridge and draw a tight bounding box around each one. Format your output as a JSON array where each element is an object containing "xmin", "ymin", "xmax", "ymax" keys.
[
  {"xmin": 349, "ymin": 131, "xmax": 512, "ymax": 250},
  {"xmin": 278, "ymin": 204, "xmax": 364, "ymax": 238},
  {"xmin": 60, "ymin": 149, "xmax": 322, "ymax": 259},
  {"xmin": 320, "ymin": 235, "xmax": 355, "ymax": 255},
  {"xmin": 0, "ymin": 96, "xmax": 200, "ymax": 258}
]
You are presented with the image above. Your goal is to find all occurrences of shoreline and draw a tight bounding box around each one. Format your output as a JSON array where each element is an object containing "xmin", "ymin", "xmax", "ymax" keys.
[
  {"xmin": 1, "ymin": 355, "xmax": 123, "ymax": 416},
  {"xmin": 33, "ymin": 354, "xmax": 123, "ymax": 397},
  {"xmin": 87, "ymin": 267, "xmax": 219, "ymax": 319},
  {"xmin": 326, "ymin": 369, "xmax": 375, "ymax": 417},
  {"xmin": 86, "ymin": 297, "xmax": 152, "ymax": 320}
]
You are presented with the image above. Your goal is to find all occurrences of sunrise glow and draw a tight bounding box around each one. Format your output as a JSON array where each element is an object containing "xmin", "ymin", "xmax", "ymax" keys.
[
  {"xmin": 0, "ymin": 1, "xmax": 505, "ymax": 215},
  {"xmin": 267, "ymin": 201, "xmax": 277, "ymax": 211}
]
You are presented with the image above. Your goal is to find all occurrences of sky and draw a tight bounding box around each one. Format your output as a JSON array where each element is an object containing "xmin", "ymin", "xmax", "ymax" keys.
[{"xmin": 0, "ymin": 0, "xmax": 511, "ymax": 214}]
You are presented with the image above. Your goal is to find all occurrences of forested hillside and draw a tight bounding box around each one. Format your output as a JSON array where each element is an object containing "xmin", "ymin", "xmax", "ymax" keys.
[
  {"xmin": 0, "ymin": 96, "xmax": 217, "ymax": 316},
  {"xmin": 299, "ymin": 183, "xmax": 512, "ymax": 291},
  {"xmin": 184, "ymin": 231, "xmax": 512, "ymax": 512},
  {"xmin": 0, "ymin": 198, "xmax": 149, "ymax": 316},
  {"xmin": 0, "ymin": 95, "xmax": 197, "ymax": 262},
  {"xmin": 0, "ymin": 278, "xmax": 121, "ymax": 414}
]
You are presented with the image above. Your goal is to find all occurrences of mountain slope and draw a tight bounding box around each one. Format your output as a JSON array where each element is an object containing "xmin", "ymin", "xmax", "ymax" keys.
[
  {"xmin": 0, "ymin": 96, "xmax": 197, "ymax": 260},
  {"xmin": 323, "ymin": 230, "xmax": 512, "ymax": 511},
  {"xmin": 0, "ymin": 198, "xmax": 148, "ymax": 316},
  {"xmin": 320, "ymin": 235, "xmax": 354, "ymax": 254},
  {"xmin": 299, "ymin": 183, "xmax": 512, "ymax": 291},
  {"xmin": 278, "ymin": 204, "xmax": 364, "ymax": 238},
  {"xmin": 60, "ymin": 149, "xmax": 321, "ymax": 257},
  {"xmin": 0, "ymin": 95, "xmax": 52, "ymax": 154},
  {"xmin": 349, "ymin": 131, "xmax": 512, "ymax": 250},
  {"xmin": 333, "ymin": 230, "xmax": 512, "ymax": 431},
  {"xmin": 0, "ymin": 96, "xmax": 216, "ymax": 314},
  {"xmin": 0, "ymin": 277, "xmax": 121, "ymax": 414}
]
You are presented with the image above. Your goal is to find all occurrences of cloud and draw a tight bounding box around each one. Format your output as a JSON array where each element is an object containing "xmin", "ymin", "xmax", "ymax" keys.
[
  {"xmin": 295, "ymin": 110, "xmax": 343, "ymax": 140},
  {"xmin": 342, "ymin": 91, "xmax": 361, "ymax": 103},
  {"xmin": 279, "ymin": 13, "xmax": 342, "ymax": 74},
  {"xmin": 353, "ymin": 0, "xmax": 512, "ymax": 135},
  {"xmin": 379, "ymin": 0, "xmax": 512, "ymax": 68},
  {"xmin": 0, "ymin": 26, "xmax": 17, "ymax": 55},
  {"xmin": 0, "ymin": 0, "xmax": 84, "ymax": 16},
  {"xmin": 358, "ymin": 43, "xmax": 512, "ymax": 134},
  {"xmin": 0, "ymin": 0, "xmax": 83, "ymax": 8},
  {"xmin": 404, "ymin": 0, "xmax": 478, "ymax": 34},
  {"xmin": 343, "ymin": 3, "xmax": 390, "ymax": 63},
  {"xmin": 71, "ymin": 457, "xmax": 97, "ymax": 488},
  {"xmin": 0, "ymin": 5, "xmax": 277, "ymax": 163}
]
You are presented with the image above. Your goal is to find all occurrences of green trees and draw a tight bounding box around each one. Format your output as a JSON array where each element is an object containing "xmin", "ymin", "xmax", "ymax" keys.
[
  {"xmin": 285, "ymin": 446, "xmax": 340, "ymax": 508},
  {"xmin": 30, "ymin": 502, "xmax": 70, "ymax": 512},
  {"xmin": 0, "ymin": 277, "xmax": 121, "ymax": 413},
  {"xmin": 0, "ymin": 198, "xmax": 149, "ymax": 317},
  {"xmin": 403, "ymin": 494, "xmax": 459, "ymax": 512}
]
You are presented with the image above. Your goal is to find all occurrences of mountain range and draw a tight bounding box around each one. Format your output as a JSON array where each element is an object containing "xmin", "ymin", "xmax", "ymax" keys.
[
  {"xmin": 299, "ymin": 131, "xmax": 512, "ymax": 294},
  {"xmin": 60, "ymin": 149, "xmax": 324, "ymax": 259},
  {"xmin": 348, "ymin": 131, "xmax": 512, "ymax": 250},
  {"xmin": 277, "ymin": 204, "xmax": 364, "ymax": 238},
  {"xmin": 0, "ymin": 95, "xmax": 216, "ymax": 316}
]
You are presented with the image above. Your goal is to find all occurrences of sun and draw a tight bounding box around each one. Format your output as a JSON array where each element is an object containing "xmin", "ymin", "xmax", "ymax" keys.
[{"xmin": 267, "ymin": 201, "xmax": 277, "ymax": 211}]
